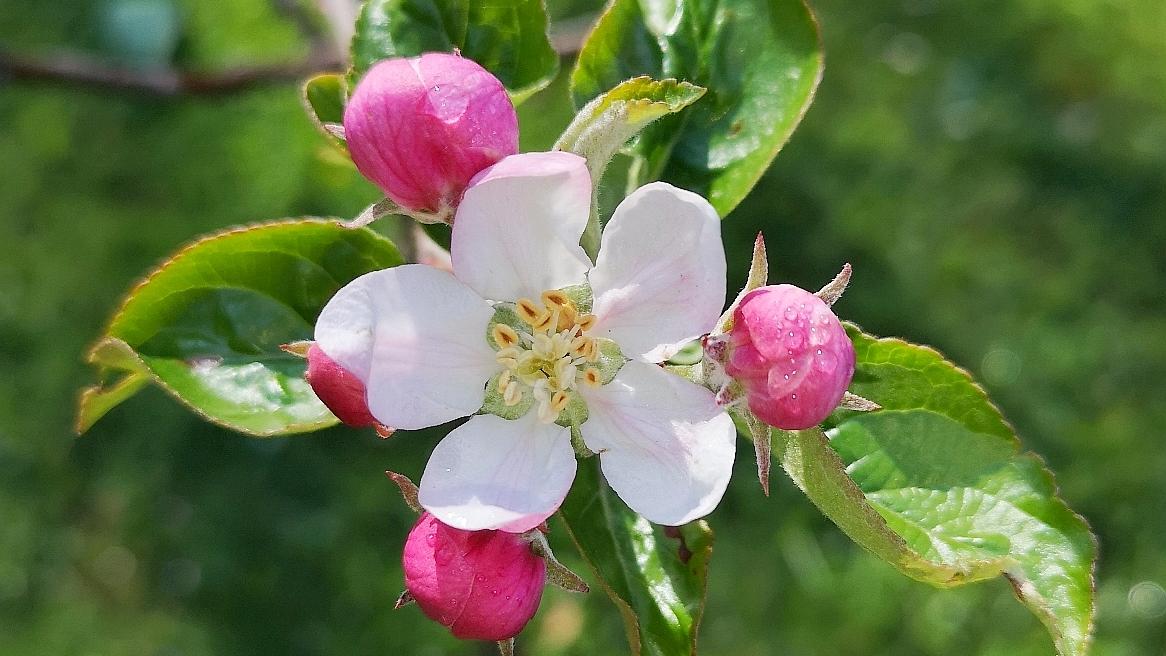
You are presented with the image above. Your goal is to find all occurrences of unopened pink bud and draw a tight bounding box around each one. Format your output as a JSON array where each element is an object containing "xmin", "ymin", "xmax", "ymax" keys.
[
  {"xmin": 403, "ymin": 513, "xmax": 546, "ymax": 641},
  {"xmin": 343, "ymin": 53, "xmax": 519, "ymax": 218},
  {"xmin": 725, "ymin": 285, "xmax": 855, "ymax": 430},
  {"xmin": 305, "ymin": 344, "xmax": 377, "ymax": 427}
]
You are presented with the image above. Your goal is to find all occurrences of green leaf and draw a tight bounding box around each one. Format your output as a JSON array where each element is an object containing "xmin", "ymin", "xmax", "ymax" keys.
[
  {"xmin": 554, "ymin": 76, "xmax": 706, "ymax": 255},
  {"xmin": 349, "ymin": 0, "xmax": 559, "ymax": 103},
  {"xmin": 555, "ymin": 76, "xmax": 706, "ymax": 186},
  {"xmin": 301, "ymin": 73, "xmax": 348, "ymax": 149},
  {"xmin": 571, "ymin": 0, "xmax": 823, "ymax": 217},
  {"xmin": 77, "ymin": 220, "xmax": 403, "ymax": 437},
  {"xmin": 772, "ymin": 327, "xmax": 1096, "ymax": 656},
  {"xmin": 558, "ymin": 459, "xmax": 712, "ymax": 656}
]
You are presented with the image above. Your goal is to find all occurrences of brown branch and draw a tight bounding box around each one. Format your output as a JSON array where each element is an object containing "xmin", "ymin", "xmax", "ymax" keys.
[
  {"xmin": 0, "ymin": 49, "xmax": 344, "ymax": 97},
  {"xmin": 0, "ymin": 9, "xmax": 597, "ymax": 98}
]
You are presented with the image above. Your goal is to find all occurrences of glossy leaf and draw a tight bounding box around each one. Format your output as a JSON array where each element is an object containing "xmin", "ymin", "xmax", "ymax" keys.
[
  {"xmin": 301, "ymin": 73, "xmax": 348, "ymax": 149},
  {"xmin": 349, "ymin": 0, "xmax": 558, "ymax": 103},
  {"xmin": 571, "ymin": 0, "xmax": 823, "ymax": 217},
  {"xmin": 772, "ymin": 326, "xmax": 1096, "ymax": 656},
  {"xmin": 77, "ymin": 220, "xmax": 403, "ymax": 436},
  {"xmin": 558, "ymin": 459, "xmax": 712, "ymax": 656}
]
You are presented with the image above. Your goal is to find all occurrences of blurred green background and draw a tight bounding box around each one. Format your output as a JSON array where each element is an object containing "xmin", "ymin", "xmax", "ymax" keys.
[{"xmin": 2, "ymin": 0, "xmax": 1164, "ymax": 654}]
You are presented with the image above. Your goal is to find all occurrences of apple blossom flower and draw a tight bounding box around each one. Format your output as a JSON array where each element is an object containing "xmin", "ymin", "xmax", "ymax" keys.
[
  {"xmin": 724, "ymin": 284, "xmax": 855, "ymax": 429},
  {"xmin": 313, "ymin": 151, "xmax": 735, "ymax": 532},
  {"xmin": 344, "ymin": 52, "xmax": 519, "ymax": 221},
  {"xmin": 403, "ymin": 512, "xmax": 545, "ymax": 641}
]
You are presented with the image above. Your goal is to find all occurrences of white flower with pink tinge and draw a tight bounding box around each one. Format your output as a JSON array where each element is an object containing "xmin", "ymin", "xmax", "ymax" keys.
[{"xmin": 314, "ymin": 151, "xmax": 735, "ymax": 532}]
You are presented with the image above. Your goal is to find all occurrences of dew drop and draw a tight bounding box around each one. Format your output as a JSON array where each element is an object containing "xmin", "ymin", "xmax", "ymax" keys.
[
  {"xmin": 816, "ymin": 349, "xmax": 839, "ymax": 373},
  {"xmin": 791, "ymin": 393, "xmax": 798, "ymax": 400}
]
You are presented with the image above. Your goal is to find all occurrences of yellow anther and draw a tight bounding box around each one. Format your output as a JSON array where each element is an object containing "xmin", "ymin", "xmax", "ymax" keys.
[
  {"xmin": 515, "ymin": 298, "xmax": 544, "ymax": 325},
  {"xmin": 556, "ymin": 305, "xmax": 578, "ymax": 332},
  {"xmin": 585, "ymin": 339, "xmax": 601, "ymax": 362},
  {"xmin": 495, "ymin": 346, "xmax": 520, "ymax": 368},
  {"xmin": 531, "ymin": 310, "xmax": 555, "ymax": 333},
  {"xmin": 541, "ymin": 290, "xmax": 571, "ymax": 309},
  {"xmin": 582, "ymin": 368, "xmax": 602, "ymax": 387},
  {"xmin": 575, "ymin": 313, "xmax": 597, "ymax": 332},
  {"xmin": 550, "ymin": 390, "xmax": 571, "ymax": 413},
  {"xmin": 502, "ymin": 381, "xmax": 523, "ymax": 406},
  {"xmin": 497, "ymin": 370, "xmax": 512, "ymax": 391},
  {"xmin": 570, "ymin": 336, "xmax": 600, "ymax": 363},
  {"xmin": 492, "ymin": 323, "xmax": 519, "ymax": 348}
]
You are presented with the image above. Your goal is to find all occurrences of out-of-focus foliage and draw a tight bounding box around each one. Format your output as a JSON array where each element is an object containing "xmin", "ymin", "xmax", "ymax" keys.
[{"xmin": 0, "ymin": 0, "xmax": 1162, "ymax": 655}]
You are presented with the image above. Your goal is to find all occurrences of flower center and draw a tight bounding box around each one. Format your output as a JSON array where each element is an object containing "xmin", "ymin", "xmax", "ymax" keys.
[{"xmin": 491, "ymin": 290, "xmax": 602, "ymax": 423}]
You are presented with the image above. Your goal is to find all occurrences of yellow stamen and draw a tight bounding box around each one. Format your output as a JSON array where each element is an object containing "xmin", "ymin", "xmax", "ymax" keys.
[
  {"xmin": 515, "ymin": 298, "xmax": 544, "ymax": 325},
  {"xmin": 550, "ymin": 390, "xmax": 570, "ymax": 413},
  {"xmin": 575, "ymin": 313, "xmax": 597, "ymax": 332},
  {"xmin": 502, "ymin": 381, "xmax": 523, "ymax": 406},
  {"xmin": 569, "ymin": 335, "xmax": 589, "ymax": 356},
  {"xmin": 531, "ymin": 310, "xmax": 554, "ymax": 333},
  {"xmin": 492, "ymin": 323, "xmax": 519, "ymax": 348},
  {"xmin": 541, "ymin": 290, "xmax": 571, "ymax": 309},
  {"xmin": 495, "ymin": 346, "xmax": 520, "ymax": 368},
  {"xmin": 497, "ymin": 370, "xmax": 512, "ymax": 391},
  {"xmin": 585, "ymin": 340, "xmax": 601, "ymax": 363},
  {"xmin": 582, "ymin": 368, "xmax": 602, "ymax": 387}
]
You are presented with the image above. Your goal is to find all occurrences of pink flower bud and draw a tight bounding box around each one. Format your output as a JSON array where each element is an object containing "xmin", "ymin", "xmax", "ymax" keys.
[
  {"xmin": 343, "ymin": 53, "xmax": 519, "ymax": 218},
  {"xmin": 725, "ymin": 285, "xmax": 855, "ymax": 429},
  {"xmin": 403, "ymin": 512, "xmax": 546, "ymax": 641},
  {"xmin": 305, "ymin": 344, "xmax": 377, "ymax": 427}
]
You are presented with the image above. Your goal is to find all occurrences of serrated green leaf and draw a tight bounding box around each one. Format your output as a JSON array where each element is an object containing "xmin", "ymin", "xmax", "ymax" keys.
[
  {"xmin": 571, "ymin": 0, "xmax": 823, "ymax": 217},
  {"xmin": 301, "ymin": 73, "xmax": 348, "ymax": 149},
  {"xmin": 77, "ymin": 220, "xmax": 403, "ymax": 437},
  {"xmin": 555, "ymin": 76, "xmax": 706, "ymax": 185},
  {"xmin": 558, "ymin": 460, "xmax": 712, "ymax": 656},
  {"xmin": 555, "ymin": 76, "xmax": 706, "ymax": 255},
  {"xmin": 349, "ymin": 0, "xmax": 558, "ymax": 104},
  {"xmin": 771, "ymin": 326, "xmax": 1096, "ymax": 656}
]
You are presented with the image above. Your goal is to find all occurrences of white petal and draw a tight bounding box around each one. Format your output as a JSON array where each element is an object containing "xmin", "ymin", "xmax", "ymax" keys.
[
  {"xmin": 314, "ymin": 265, "xmax": 499, "ymax": 430},
  {"xmin": 419, "ymin": 413, "xmax": 577, "ymax": 532},
  {"xmin": 578, "ymin": 360, "xmax": 736, "ymax": 526},
  {"xmin": 451, "ymin": 152, "xmax": 592, "ymax": 302},
  {"xmin": 589, "ymin": 182, "xmax": 727, "ymax": 362}
]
